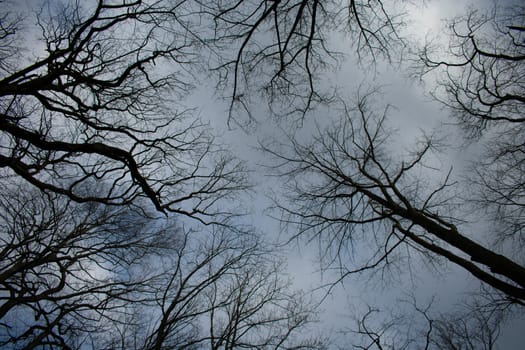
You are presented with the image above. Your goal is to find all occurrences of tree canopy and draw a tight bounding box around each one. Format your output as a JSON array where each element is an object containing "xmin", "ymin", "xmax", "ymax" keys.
[{"xmin": 1, "ymin": 0, "xmax": 524, "ymax": 349}]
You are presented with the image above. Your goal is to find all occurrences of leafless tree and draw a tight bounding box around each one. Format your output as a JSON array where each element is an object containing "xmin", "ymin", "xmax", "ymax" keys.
[
  {"xmin": 431, "ymin": 312, "xmax": 500, "ymax": 350},
  {"xmin": 0, "ymin": 183, "xmax": 178, "ymax": 348},
  {"xmin": 416, "ymin": 5, "xmax": 525, "ymax": 253},
  {"xmin": 347, "ymin": 297, "xmax": 501, "ymax": 350},
  {"xmin": 200, "ymin": 0, "xmax": 405, "ymax": 124},
  {"xmin": 349, "ymin": 306, "xmax": 413, "ymax": 350},
  {"xmin": 264, "ymin": 89, "xmax": 525, "ymax": 305},
  {"xmin": 140, "ymin": 229, "xmax": 325, "ymax": 350},
  {"xmin": 1, "ymin": 183, "xmax": 325, "ymax": 349},
  {"xmin": 0, "ymin": 0, "xmax": 247, "ymax": 223},
  {"xmin": 417, "ymin": 4, "xmax": 524, "ymax": 132}
]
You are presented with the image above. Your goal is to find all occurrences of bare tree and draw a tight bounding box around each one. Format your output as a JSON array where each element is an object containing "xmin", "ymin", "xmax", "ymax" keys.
[
  {"xmin": 431, "ymin": 312, "xmax": 500, "ymax": 350},
  {"xmin": 1, "ymin": 183, "xmax": 325, "ymax": 349},
  {"xmin": 415, "ymin": 5, "xmax": 525, "ymax": 258},
  {"xmin": 200, "ymin": 0, "xmax": 404, "ymax": 124},
  {"xmin": 349, "ymin": 306, "xmax": 413, "ymax": 350},
  {"xmin": 417, "ymin": 4, "xmax": 525, "ymax": 132},
  {"xmin": 260, "ymin": 4, "xmax": 525, "ymax": 314},
  {"xmin": 140, "ymin": 229, "xmax": 325, "ymax": 350},
  {"xmin": 0, "ymin": 184, "xmax": 179, "ymax": 348},
  {"xmin": 347, "ymin": 297, "xmax": 501, "ymax": 350},
  {"xmin": 0, "ymin": 0, "xmax": 247, "ymax": 223},
  {"xmin": 264, "ymin": 89, "xmax": 525, "ymax": 305}
]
